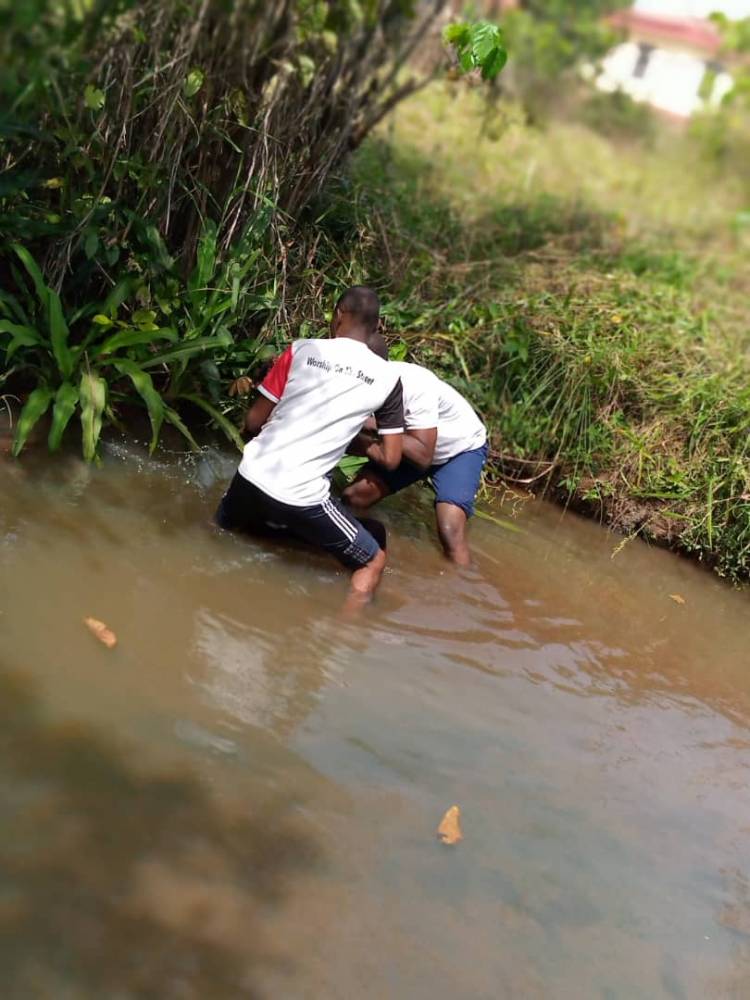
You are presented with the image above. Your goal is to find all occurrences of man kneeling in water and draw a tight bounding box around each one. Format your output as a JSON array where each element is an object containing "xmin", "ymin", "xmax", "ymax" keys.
[
  {"xmin": 343, "ymin": 335, "xmax": 487, "ymax": 567},
  {"xmin": 216, "ymin": 288, "xmax": 404, "ymax": 607}
]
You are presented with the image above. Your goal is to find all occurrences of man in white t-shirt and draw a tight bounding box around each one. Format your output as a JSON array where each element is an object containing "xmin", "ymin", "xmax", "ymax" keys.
[
  {"xmin": 216, "ymin": 288, "xmax": 404, "ymax": 605},
  {"xmin": 343, "ymin": 340, "xmax": 487, "ymax": 567}
]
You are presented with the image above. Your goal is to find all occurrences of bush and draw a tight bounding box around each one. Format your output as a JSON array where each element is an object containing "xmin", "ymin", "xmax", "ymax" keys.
[
  {"xmin": 580, "ymin": 89, "xmax": 656, "ymax": 143},
  {"xmin": 0, "ymin": 0, "xmax": 454, "ymax": 457}
]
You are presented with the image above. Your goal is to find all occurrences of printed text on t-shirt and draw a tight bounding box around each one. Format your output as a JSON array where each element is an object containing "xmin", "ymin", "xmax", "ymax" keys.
[{"xmin": 306, "ymin": 355, "xmax": 374, "ymax": 385}]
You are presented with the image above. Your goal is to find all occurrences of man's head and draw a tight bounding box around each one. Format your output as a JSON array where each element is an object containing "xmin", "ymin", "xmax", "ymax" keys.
[{"xmin": 331, "ymin": 286, "xmax": 380, "ymax": 343}]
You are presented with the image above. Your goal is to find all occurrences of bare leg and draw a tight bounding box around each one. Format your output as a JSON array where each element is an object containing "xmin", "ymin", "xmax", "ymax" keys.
[
  {"xmin": 343, "ymin": 547, "xmax": 387, "ymax": 614},
  {"xmin": 435, "ymin": 502, "xmax": 471, "ymax": 567},
  {"xmin": 342, "ymin": 471, "xmax": 390, "ymax": 512}
]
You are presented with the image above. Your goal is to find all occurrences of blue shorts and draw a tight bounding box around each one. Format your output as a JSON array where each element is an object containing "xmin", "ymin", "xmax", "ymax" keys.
[
  {"xmin": 362, "ymin": 442, "xmax": 488, "ymax": 518},
  {"xmin": 216, "ymin": 472, "xmax": 383, "ymax": 569}
]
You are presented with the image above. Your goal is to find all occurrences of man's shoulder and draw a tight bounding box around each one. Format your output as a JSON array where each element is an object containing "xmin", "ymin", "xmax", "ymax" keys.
[
  {"xmin": 287, "ymin": 338, "xmax": 342, "ymax": 363},
  {"xmin": 390, "ymin": 359, "xmax": 430, "ymax": 378},
  {"xmin": 391, "ymin": 360, "xmax": 439, "ymax": 392},
  {"xmin": 291, "ymin": 337, "xmax": 397, "ymax": 391}
]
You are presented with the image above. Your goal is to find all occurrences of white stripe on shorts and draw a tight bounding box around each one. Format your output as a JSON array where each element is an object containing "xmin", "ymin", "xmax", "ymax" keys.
[
  {"xmin": 323, "ymin": 499, "xmax": 357, "ymax": 541},
  {"xmin": 323, "ymin": 500, "xmax": 357, "ymax": 541}
]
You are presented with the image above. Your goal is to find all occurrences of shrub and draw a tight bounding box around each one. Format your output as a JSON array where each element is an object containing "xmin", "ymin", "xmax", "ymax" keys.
[
  {"xmin": 580, "ymin": 89, "xmax": 656, "ymax": 143},
  {"xmin": 1, "ymin": 1, "xmax": 508, "ymax": 458}
]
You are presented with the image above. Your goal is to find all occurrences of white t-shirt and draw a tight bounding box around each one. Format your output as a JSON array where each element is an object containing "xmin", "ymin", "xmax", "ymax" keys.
[
  {"xmin": 238, "ymin": 338, "xmax": 404, "ymax": 506},
  {"xmin": 389, "ymin": 361, "xmax": 486, "ymax": 466}
]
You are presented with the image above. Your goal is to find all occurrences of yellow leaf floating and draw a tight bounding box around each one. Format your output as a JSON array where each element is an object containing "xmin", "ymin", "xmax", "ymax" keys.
[
  {"xmin": 669, "ymin": 594, "xmax": 686, "ymax": 605},
  {"xmin": 84, "ymin": 617, "xmax": 117, "ymax": 649},
  {"xmin": 437, "ymin": 805, "xmax": 463, "ymax": 845}
]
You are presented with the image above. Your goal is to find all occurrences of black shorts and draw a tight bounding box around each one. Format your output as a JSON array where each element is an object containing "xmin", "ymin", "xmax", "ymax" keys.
[{"xmin": 215, "ymin": 472, "xmax": 384, "ymax": 570}]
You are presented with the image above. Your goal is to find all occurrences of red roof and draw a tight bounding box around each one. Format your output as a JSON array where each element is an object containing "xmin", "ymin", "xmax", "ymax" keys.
[{"xmin": 608, "ymin": 9, "xmax": 722, "ymax": 54}]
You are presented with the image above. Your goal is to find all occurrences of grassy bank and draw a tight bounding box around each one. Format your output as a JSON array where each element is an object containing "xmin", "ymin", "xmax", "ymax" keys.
[
  {"xmin": 3, "ymin": 38, "xmax": 749, "ymax": 583},
  {"xmin": 313, "ymin": 83, "xmax": 749, "ymax": 582}
]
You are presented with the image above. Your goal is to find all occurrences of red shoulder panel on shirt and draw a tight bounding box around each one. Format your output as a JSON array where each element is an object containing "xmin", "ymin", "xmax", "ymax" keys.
[{"xmin": 259, "ymin": 345, "xmax": 294, "ymax": 403}]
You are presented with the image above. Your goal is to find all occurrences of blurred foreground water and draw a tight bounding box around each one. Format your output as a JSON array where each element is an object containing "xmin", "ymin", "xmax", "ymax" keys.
[{"xmin": 1, "ymin": 441, "xmax": 749, "ymax": 999}]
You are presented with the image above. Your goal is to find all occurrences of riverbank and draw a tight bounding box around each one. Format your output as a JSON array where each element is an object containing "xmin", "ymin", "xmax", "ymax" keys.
[
  {"xmin": 316, "ymin": 83, "xmax": 749, "ymax": 583},
  {"xmin": 3, "ymin": 76, "xmax": 748, "ymax": 582}
]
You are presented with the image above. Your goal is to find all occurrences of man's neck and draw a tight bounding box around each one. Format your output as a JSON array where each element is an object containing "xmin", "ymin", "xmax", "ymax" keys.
[{"xmin": 336, "ymin": 330, "xmax": 369, "ymax": 346}]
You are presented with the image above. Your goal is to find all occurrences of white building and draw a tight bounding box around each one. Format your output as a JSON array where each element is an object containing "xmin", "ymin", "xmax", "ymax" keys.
[{"xmin": 597, "ymin": 1, "xmax": 750, "ymax": 118}]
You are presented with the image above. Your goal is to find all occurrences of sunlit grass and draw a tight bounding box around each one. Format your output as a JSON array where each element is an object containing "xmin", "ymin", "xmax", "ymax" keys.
[
  {"xmin": 385, "ymin": 82, "xmax": 747, "ymax": 240},
  {"xmin": 327, "ymin": 83, "xmax": 750, "ymax": 581}
]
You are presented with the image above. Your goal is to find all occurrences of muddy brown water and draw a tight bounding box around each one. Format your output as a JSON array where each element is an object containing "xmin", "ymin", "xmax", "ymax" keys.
[{"xmin": 1, "ymin": 441, "xmax": 750, "ymax": 999}]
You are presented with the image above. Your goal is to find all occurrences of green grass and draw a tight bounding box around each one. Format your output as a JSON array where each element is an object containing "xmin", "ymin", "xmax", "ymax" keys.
[{"xmin": 314, "ymin": 82, "xmax": 750, "ymax": 582}]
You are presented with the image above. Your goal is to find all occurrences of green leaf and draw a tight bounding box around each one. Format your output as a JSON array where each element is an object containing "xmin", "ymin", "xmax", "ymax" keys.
[
  {"xmin": 388, "ymin": 340, "xmax": 408, "ymax": 361},
  {"xmin": 190, "ymin": 220, "xmax": 218, "ymax": 301},
  {"xmin": 139, "ymin": 333, "xmax": 232, "ymax": 369},
  {"xmin": 145, "ymin": 226, "xmax": 174, "ymax": 270},
  {"xmin": 230, "ymin": 264, "xmax": 241, "ymax": 312},
  {"xmin": 48, "ymin": 382, "xmax": 79, "ymax": 451},
  {"xmin": 321, "ymin": 29, "xmax": 338, "ymax": 51},
  {"xmin": 184, "ymin": 68, "xmax": 205, "ymax": 98},
  {"xmin": 297, "ymin": 54, "xmax": 316, "ymax": 87},
  {"xmin": 444, "ymin": 19, "xmax": 507, "ymax": 82},
  {"xmin": 102, "ymin": 277, "xmax": 135, "ymax": 316},
  {"xmin": 84, "ymin": 232, "xmax": 100, "ymax": 259},
  {"xmin": 113, "ymin": 359, "xmax": 164, "ymax": 453},
  {"xmin": 93, "ymin": 314, "xmax": 113, "ymax": 326},
  {"xmin": 12, "ymin": 386, "xmax": 53, "ymax": 456},
  {"xmin": 0, "ymin": 320, "xmax": 40, "ymax": 342},
  {"xmin": 132, "ymin": 308, "xmax": 157, "ymax": 328},
  {"xmin": 0, "ymin": 289, "xmax": 27, "ymax": 323},
  {"xmin": 443, "ymin": 23, "xmax": 471, "ymax": 46},
  {"xmin": 458, "ymin": 49, "xmax": 474, "ymax": 74},
  {"xmin": 177, "ymin": 393, "xmax": 243, "ymax": 451},
  {"xmin": 48, "ymin": 291, "xmax": 73, "ymax": 379},
  {"xmin": 337, "ymin": 454, "xmax": 367, "ymax": 480},
  {"xmin": 84, "ymin": 84, "xmax": 105, "ymax": 111},
  {"xmin": 481, "ymin": 46, "xmax": 508, "ymax": 80},
  {"xmin": 4, "ymin": 324, "xmax": 43, "ymax": 358},
  {"xmin": 79, "ymin": 371, "xmax": 107, "ymax": 462},
  {"xmin": 10, "ymin": 243, "xmax": 49, "ymax": 311},
  {"xmin": 94, "ymin": 326, "xmax": 177, "ymax": 357},
  {"xmin": 470, "ymin": 22, "xmax": 507, "ymax": 80},
  {"xmin": 164, "ymin": 405, "xmax": 199, "ymax": 451},
  {"xmin": 471, "ymin": 22, "xmax": 501, "ymax": 64}
]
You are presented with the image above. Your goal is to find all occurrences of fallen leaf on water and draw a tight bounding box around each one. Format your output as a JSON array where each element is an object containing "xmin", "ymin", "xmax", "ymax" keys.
[
  {"xmin": 84, "ymin": 617, "xmax": 117, "ymax": 649},
  {"xmin": 437, "ymin": 805, "xmax": 463, "ymax": 845},
  {"xmin": 669, "ymin": 594, "xmax": 686, "ymax": 605}
]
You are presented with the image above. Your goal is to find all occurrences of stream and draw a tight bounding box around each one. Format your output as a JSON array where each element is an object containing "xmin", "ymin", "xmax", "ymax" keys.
[{"xmin": 1, "ymin": 441, "xmax": 749, "ymax": 999}]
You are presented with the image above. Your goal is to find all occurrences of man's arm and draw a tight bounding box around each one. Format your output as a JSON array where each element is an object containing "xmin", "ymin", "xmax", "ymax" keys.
[
  {"xmin": 242, "ymin": 395, "xmax": 276, "ymax": 441},
  {"xmin": 347, "ymin": 419, "xmax": 379, "ymax": 457},
  {"xmin": 394, "ymin": 370, "xmax": 439, "ymax": 470},
  {"xmin": 365, "ymin": 432, "xmax": 403, "ymax": 470},
  {"xmin": 368, "ymin": 377, "xmax": 404, "ymax": 470},
  {"xmin": 239, "ymin": 345, "xmax": 295, "ymax": 440},
  {"xmin": 400, "ymin": 427, "xmax": 438, "ymax": 471}
]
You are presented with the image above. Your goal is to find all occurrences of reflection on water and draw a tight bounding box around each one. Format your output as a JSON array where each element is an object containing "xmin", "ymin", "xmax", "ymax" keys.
[
  {"xmin": 2, "ymin": 440, "xmax": 750, "ymax": 998},
  {"xmin": 0, "ymin": 668, "xmax": 319, "ymax": 999}
]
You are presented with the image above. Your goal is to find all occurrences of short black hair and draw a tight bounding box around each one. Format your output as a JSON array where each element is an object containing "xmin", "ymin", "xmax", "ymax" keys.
[
  {"xmin": 366, "ymin": 330, "xmax": 389, "ymax": 360},
  {"xmin": 334, "ymin": 285, "xmax": 380, "ymax": 335}
]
